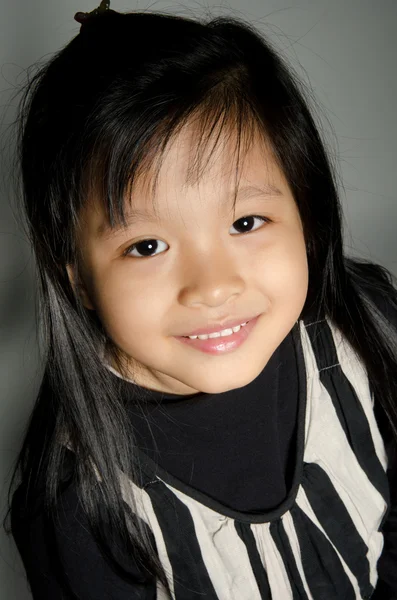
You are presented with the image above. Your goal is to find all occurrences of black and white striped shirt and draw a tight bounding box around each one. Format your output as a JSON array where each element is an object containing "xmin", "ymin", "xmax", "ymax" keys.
[
  {"xmin": 109, "ymin": 316, "xmax": 393, "ymax": 600},
  {"xmin": 11, "ymin": 309, "xmax": 397, "ymax": 599}
]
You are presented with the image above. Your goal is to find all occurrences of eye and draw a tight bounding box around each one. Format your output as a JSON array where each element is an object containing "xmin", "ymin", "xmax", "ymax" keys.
[
  {"xmin": 230, "ymin": 215, "xmax": 270, "ymax": 235},
  {"xmin": 123, "ymin": 238, "xmax": 168, "ymax": 259},
  {"xmin": 123, "ymin": 215, "xmax": 271, "ymax": 259}
]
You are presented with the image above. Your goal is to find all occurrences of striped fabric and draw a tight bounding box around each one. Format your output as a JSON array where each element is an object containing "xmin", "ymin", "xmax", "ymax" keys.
[{"xmin": 108, "ymin": 316, "xmax": 391, "ymax": 600}]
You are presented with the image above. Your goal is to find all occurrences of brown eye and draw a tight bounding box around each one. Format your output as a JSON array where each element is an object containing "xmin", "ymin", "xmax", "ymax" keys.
[
  {"xmin": 124, "ymin": 239, "xmax": 168, "ymax": 259},
  {"xmin": 230, "ymin": 215, "xmax": 270, "ymax": 235}
]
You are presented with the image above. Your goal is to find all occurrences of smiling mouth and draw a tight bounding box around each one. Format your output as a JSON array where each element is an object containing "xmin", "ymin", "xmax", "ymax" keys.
[
  {"xmin": 182, "ymin": 321, "xmax": 249, "ymax": 339},
  {"xmin": 175, "ymin": 315, "xmax": 260, "ymax": 355}
]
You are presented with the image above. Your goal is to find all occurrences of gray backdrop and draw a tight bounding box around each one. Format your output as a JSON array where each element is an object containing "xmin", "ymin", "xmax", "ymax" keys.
[{"xmin": 1, "ymin": 1, "xmax": 396, "ymax": 598}]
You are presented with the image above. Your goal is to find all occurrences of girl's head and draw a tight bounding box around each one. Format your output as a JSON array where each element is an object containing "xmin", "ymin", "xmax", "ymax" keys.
[
  {"xmin": 69, "ymin": 124, "xmax": 309, "ymax": 395},
  {"xmin": 19, "ymin": 8, "xmax": 340, "ymax": 396}
]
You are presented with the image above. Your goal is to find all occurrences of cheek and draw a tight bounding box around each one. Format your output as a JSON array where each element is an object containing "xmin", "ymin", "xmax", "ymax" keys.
[
  {"xmin": 262, "ymin": 238, "xmax": 308, "ymax": 323},
  {"xmin": 252, "ymin": 225, "xmax": 308, "ymax": 281},
  {"xmin": 94, "ymin": 273, "xmax": 170, "ymax": 337},
  {"xmin": 284, "ymin": 237, "xmax": 309, "ymax": 306},
  {"xmin": 282, "ymin": 232, "xmax": 309, "ymax": 289},
  {"xmin": 258, "ymin": 240, "xmax": 307, "ymax": 314}
]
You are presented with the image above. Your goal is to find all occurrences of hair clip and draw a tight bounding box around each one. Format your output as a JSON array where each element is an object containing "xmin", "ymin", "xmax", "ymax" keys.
[{"xmin": 74, "ymin": 0, "xmax": 110, "ymax": 25}]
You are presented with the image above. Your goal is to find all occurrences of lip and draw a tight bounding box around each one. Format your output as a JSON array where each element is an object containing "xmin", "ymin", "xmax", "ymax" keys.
[
  {"xmin": 180, "ymin": 314, "xmax": 260, "ymax": 337},
  {"xmin": 174, "ymin": 314, "xmax": 261, "ymax": 355}
]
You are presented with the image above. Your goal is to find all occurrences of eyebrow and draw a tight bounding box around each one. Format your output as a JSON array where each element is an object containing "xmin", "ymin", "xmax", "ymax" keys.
[{"xmin": 97, "ymin": 183, "xmax": 283, "ymax": 240}]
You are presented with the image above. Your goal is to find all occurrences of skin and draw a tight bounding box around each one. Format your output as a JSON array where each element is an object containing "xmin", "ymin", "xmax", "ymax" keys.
[{"xmin": 66, "ymin": 125, "xmax": 309, "ymax": 395}]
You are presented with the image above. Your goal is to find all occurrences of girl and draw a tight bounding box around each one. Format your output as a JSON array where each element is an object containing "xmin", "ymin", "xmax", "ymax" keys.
[{"xmin": 4, "ymin": 2, "xmax": 397, "ymax": 599}]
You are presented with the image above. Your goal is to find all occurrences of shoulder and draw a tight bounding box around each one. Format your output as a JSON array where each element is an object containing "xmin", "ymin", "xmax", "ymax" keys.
[
  {"xmin": 11, "ymin": 446, "xmax": 75, "ymax": 528},
  {"xmin": 346, "ymin": 257, "xmax": 397, "ymax": 329},
  {"xmin": 11, "ymin": 449, "xmax": 156, "ymax": 599},
  {"xmin": 11, "ymin": 448, "xmax": 85, "ymax": 564},
  {"xmin": 345, "ymin": 259, "xmax": 397, "ymax": 453}
]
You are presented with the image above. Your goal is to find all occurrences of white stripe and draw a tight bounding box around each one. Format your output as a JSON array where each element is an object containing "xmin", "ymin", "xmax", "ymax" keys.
[
  {"xmin": 299, "ymin": 319, "xmax": 317, "ymax": 449},
  {"xmin": 327, "ymin": 320, "xmax": 388, "ymax": 471},
  {"xmin": 295, "ymin": 486, "xmax": 362, "ymax": 597},
  {"xmin": 280, "ymin": 511, "xmax": 314, "ymax": 599},
  {"xmin": 158, "ymin": 479, "xmax": 262, "ymax": 600},
  {"xmin": 250, "ymin": 520, "xmax": 293, "ymax": 599},
  {"xmin": 118, "ymin": 471, "xmax": 175, "ymax": 599}
]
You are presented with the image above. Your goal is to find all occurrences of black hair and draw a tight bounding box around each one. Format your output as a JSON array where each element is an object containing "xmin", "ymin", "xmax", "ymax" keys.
[{"xmin": 3, "ymin": 6, "xmax": 397, "ymax": 592}]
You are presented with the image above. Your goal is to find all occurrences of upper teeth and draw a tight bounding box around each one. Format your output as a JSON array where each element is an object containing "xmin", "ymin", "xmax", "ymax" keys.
[{"xmin": 187, "ymin": 322, "xmax": 247, "ymax": 340}]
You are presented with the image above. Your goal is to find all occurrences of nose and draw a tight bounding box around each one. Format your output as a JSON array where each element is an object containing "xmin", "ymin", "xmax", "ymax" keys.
[{"xmin": 178, "ymin": 246, "xmax": 245, "ymax": 308}]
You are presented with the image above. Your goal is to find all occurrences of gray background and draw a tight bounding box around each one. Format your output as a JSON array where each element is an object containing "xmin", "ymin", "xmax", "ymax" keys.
[{"xmin": 1, "ymin": 1, "xmax": 396, "ymax": 598}]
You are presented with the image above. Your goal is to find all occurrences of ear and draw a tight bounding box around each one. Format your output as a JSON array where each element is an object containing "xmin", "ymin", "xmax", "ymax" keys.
[{"xmin": 65, "ymin": 264, "xmax": 96, "ymax": 310}]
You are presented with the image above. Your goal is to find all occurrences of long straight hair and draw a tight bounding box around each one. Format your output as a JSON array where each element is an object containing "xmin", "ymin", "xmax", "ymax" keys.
[{"xmin": 4, "ymin": 7, "xmax": 397, "ymax": 590}]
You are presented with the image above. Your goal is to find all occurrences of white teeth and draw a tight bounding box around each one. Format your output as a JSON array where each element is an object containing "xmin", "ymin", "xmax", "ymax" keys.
[{"xmin": 187, "ymin": 322, "xmax": 247, "ymax": 340}]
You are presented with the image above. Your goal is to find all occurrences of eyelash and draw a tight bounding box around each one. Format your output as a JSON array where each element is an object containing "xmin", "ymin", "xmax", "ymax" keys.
[{"xmin": 122, "ymin": 215, "xmax": 271, "ymax": 259}]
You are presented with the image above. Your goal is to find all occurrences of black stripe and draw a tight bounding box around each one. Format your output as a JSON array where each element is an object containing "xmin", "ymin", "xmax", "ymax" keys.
[
  {"xmin": 234, "ymin": 521, "xmax": 272, "ymax": 599},
  {"xmin": 290, "ymin": 502, "xmax": 357, "ymax": 600},
  {"xmin": 305, "ymin": 319, "xmax": 390, "ymax": 506},
  {"xmin": 302, "ymin": 462, "xmax": 374, "ymax": 599},
  {"xmin": 268, "ymin": 519, "xmax": 309, "ymax": 599},
  {"xmin": 144, "ymin": 480, "xmax": 219, "ymax": 599}
]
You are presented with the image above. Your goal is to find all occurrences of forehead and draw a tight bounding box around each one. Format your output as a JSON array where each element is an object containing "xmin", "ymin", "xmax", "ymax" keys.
[
  {"xmin": 143, "ymin": 124, "xmax": 280, "ymax": 190},
  {"xmin": 126, "ymin": 126, "xmax": 286, "ymax": 213},
  {"xmin": 82, "ymin": 123, "xmax": 289, "ymax": 237}
]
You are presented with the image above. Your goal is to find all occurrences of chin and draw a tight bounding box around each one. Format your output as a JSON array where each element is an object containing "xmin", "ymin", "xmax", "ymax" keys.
[{"xmin": 194, "ymin": 374, "xmax": 257, "ymax": 395}]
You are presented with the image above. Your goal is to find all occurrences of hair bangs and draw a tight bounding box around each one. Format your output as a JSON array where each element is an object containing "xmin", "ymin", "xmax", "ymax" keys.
[{"xmin": 83, "ymin": 67, "xmax": 268, "ymax": 233}]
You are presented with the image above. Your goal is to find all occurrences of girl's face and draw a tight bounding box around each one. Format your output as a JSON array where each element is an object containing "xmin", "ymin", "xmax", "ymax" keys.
[{"xmin": 67, "ymin": 126, "xmax": 309, "ymax": 395}]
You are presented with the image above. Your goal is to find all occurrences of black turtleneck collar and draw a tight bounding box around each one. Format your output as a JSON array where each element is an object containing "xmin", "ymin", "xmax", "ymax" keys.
[{"xmin": 109, "ymin": 326, "xmax": 300, "ymax": 513}]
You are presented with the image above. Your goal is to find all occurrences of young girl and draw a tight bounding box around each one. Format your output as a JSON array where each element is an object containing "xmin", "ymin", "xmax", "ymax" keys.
[{"xmin": 4, "ymin": 2, "xmax": 397, "ymax": 599}]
